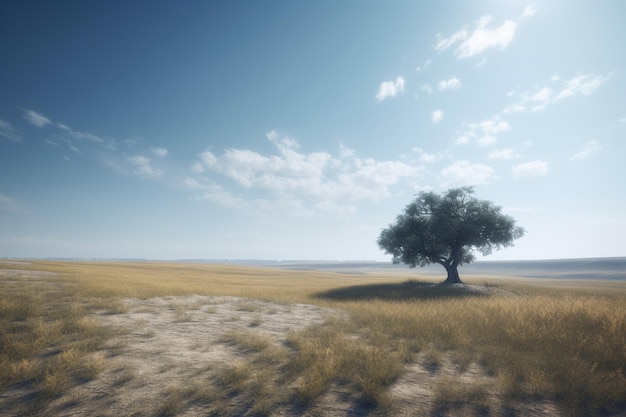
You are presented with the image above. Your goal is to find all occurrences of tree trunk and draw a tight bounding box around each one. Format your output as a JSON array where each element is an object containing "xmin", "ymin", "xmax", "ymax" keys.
[{"xmin": 441, "ymin": 263, "xmax": 463, "ymax": 285}]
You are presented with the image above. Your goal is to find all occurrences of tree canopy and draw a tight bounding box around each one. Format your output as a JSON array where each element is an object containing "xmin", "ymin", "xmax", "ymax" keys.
[{"xmin": 377, "ymin": 187, "xmax": 525, "ymax": 284}]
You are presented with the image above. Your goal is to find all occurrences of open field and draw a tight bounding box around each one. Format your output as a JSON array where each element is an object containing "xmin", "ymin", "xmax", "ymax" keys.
[{"xmin": 1, "ymin": 260, "xmax": 625, "ymax": 416}]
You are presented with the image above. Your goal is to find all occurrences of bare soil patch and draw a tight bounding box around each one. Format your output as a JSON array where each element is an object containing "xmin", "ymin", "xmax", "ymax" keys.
[{"xmin": 35, "ymin": 295, "xmax": 344, "ymax": 416}]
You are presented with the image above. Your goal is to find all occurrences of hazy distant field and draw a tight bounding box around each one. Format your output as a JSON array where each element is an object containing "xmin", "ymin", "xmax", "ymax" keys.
[
  {"xmin": 267, "ymin": 257, "xmax": 626, "ymax": 280},
  {"xmin": 1, "ymin": 260, "xmax": 625, "ymax": 416}
]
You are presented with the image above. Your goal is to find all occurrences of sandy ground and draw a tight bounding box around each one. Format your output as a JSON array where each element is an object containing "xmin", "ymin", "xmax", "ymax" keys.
[{"xmin": 43, "ymin": 295, "xmax": 344, "ymax": 416}]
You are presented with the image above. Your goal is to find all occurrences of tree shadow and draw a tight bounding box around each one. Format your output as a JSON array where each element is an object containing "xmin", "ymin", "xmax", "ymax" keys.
[{"xmin": 314, "ymin": 280, "xmax": 490, "ymax": 302}]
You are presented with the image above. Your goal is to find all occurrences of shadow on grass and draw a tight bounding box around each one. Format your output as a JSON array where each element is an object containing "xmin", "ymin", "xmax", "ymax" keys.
[{"xmin": 314, "ymin": 280, "xmax": 489, "ymax": 302}]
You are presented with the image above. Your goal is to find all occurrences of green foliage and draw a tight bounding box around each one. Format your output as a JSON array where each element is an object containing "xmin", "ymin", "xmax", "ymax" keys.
[{"xmin": 378, "ymin": 187, "xmax": 524, "ymax": 283}]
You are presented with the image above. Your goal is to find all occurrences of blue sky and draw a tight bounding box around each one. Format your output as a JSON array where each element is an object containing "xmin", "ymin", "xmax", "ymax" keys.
[{"xmin": 1, "ymin": 0, "xmax": 625, "ymax": 261}]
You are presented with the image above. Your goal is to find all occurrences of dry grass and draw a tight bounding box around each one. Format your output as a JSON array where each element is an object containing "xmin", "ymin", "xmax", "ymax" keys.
[
  {"xmin": 1, "ymin": 260, "xmax": 625, "ymax": 416},
  {"xmin": 433, "ymin": 377, "xmax": 494, "ymax": 415},
  {"xmin": 0, "ymin": 267, "xmax": 112, "ymax": 394}
]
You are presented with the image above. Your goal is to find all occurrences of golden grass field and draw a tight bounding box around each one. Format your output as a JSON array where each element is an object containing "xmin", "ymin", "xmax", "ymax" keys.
[{"xmin": 1, "ymin": 260, "xmax": 625, "ymax": 416}]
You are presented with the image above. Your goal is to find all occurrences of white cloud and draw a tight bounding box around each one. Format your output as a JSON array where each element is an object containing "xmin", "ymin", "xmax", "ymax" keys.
[
  {"xmin": 456, "ymin": 115, "xmax": 511, "ymax": 146},
  {"xmin": 421, "ymin": 84, "xmax": 434, "ymax": 94},
  {"xmin": 21, "ymin": 109, "xmax": 117, "ymax": 150},
  {"xmin": 183, "ymin": 177, "xmax": 244, "ymax": 208},
  {"xmin": 152, "ymin": 147, "xmax": 168, "ymax": 158},
  {"xmin": 488, "ymin": 149, "xmax": 518, "ymax": 160},
  {"xmin": 512, "ymin": 160, "xmax": 549, "ymax": 179},
  {"xmin": 192, "ymin": 131, "xmax": 420, "ymax": 205},
  {"xmin": 504, "ymin": 73, "xmax": 611, "ymax": 113},
  {"xmin": 347, "ymin": 158, "xmax": 419, "ymax": 200},
  {"xmin": 415, "ymin": 59, "xmax": 432, "ymax": 72},
  {"xmin": 456, "ymin": 15, "xmax": 517, "ymax": 58},
  {"xmin": 532, "ymin": 87, "xmax": 553, "ymax": 102},
  {"xmin": 555, "ymin": 73, "xmax": 612, "ymax": 101},
  {"xmin": 23, "ymin": 109, "xmax": 51, "ymax": 127},
  {"xmin": 339, "ymin": 143, "xmax": 355, "ymax": 159},
  {"xmin": 0, "ymin": 118, "xmax": 21, "ymax": 142},
  {"xmin": 435, "ymin": 29, "xmax": 468, "ymax": 52},
  {"xmin": 376, "ymin": 76, "xmax": 405, "ymax": 101},
  {"xmin": 62, "ymin": 138, "xmax": 83, "ymax": 154},
  {"xmin": 431, "ymin": 110, "xmax": 444, "ymax": 124},
  {"xmin": 440, "ymin": 160, "xmax": 495, "ymax": 186},
  {"xmin": 190, "ymin": 161, "xmax": 205, "ymax": 174},
  {"xmin": 503, "ymin": 102, "xmax": 526, "ymax": 113},
  {"xmin": 619, "ymin": 117, "xmax": 626, "ymax": 123},
  {"xmin": 0, "ymin": 193, "xmax": 27, "ymax": 214},
  {"xmin": 68, "ymin": 129, "xmax": 113, "ymax": 148},
  {"xmin": 478, "ymin": 135, "xmax": 497, "ymax": 146},
  {"xmin": 128, "ymin": 155, "xmax": 164, "ymax": 179},
  {"xmin": 520, "ymin": 4, "xmax": 540, "ymax": 19},
  {"xmin": 478, "ymin": 117, "xmax": 511, "ymax": 134},
  {"xmin": 570, "ymin": 140, "xmax": 601, "ymax": 161},
  {"xmin": 412, "ymin": 148, "xmax": 439, "ymax": 163},
  {"xmin": 438, "ymin": 77, "xmax": 462, "ymax": 91}
]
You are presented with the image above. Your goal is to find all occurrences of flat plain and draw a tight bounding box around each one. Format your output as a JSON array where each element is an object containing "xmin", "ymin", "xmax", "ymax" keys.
[{"xmin": 1, "ymin": 260, "xmax": 625, "ymax": 416}]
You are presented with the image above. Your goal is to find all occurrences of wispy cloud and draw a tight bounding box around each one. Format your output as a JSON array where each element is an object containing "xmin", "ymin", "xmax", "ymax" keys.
[
  {"xmin": 412, "ymin": 147, "xmax": 440, "ymax": 163},
  {"xmin": 67, "ymin": 128, "xmax": 114, "ymax": 148},
  {"xmin": 23, "ymin": 109, "xmax": 51, "ymax": 127},
  {"xmin": 0, "ymin": 193, "xmax": 27, "ymax": 214},
  {"xmin": 504, "ymin": 73, "xmax": 612, "ymax": 113},
  {"xmin": 478, "ymin": 135, "xmax": 497, "ymax": 146},
  {"xmin": 555, "ymin": 73, "xmax": 612, "ymax": 101},
  {"xmin": 520, "ymin": 4, "xmax": 540, "ymax": 19},
  {"xmin": 21, "ymin": 109, "xmax": 117, "ymax": 150},
  {"xmin": 532, "ymin": 87, "xmax": 553, "ymax": 102},
  {"xmin": 415, "ymin": 59, "xmax": 432, "ymax": 72},
  {"xmin": 60, "ymin": 137, "xmax": 83, "ymax": 154},
  {"xmin": 570, "ymin": 140, "xmax": 601, "ymax": 161},
  {"xmin": 376, "ymin": 76, "xmax": 405, "ymax": 101},
  {"xmin": 438, "ymin": 77, "xmax": 462, "ymax": 91},
  {"xmin": 440, "ymin": 160, "xmax": 495, "ymax": 186},
  {"xmin": 477, "ymin": 117, "xmax": 511, "ymax": 134},
  {"xmin": 437, "ymin": 15, "xmax": 517, "ymax": 59},
  {"xmin": 183, "ymin": 177, "xmax": 244, "ymax": 208},
  {"xmin": 488, "ymin": 149, "xmax": 519, "ymax": 160},
  {"xmin": 431, "ymin": 110, "xmax": 444, "ymax": 124},
  {"xmin": 128, "ymin": 155, "xmax": 164, "ymax": 179},
  {"xmin": 0, "ymin": 118, "xmax": 21, "ymax": 142},
  {"xmin": 192, "ymin": 131, "xmax": 420, "ymax": 209},
  {"xmin": 454, "ymin": 135, "xmax": 470, "ymax": 145},
  {"xmin": 512, "ymin": 160, "xmax": 549, "ymax": 179},
  {"xmin": 435, "ymin": 29, "xmax": 468, "ymax": 52},
  {"xmin": 152, "ymin": 147, "xmax": 168, "ymax": 158},
  {"xmin": 455, "ymin": 115, "xmax": 511, "ymax": 146}
]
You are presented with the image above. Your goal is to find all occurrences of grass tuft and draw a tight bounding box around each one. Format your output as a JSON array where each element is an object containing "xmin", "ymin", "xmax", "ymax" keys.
[{"xmin": 220, "ymin": 331, "xmax": 272, "ymax": 352}]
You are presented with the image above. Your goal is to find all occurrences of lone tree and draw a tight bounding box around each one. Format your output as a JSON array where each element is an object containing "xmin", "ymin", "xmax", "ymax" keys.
[{"xmin": 377, "ymin": 187, "xmax": 525, "ymax": 285}]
